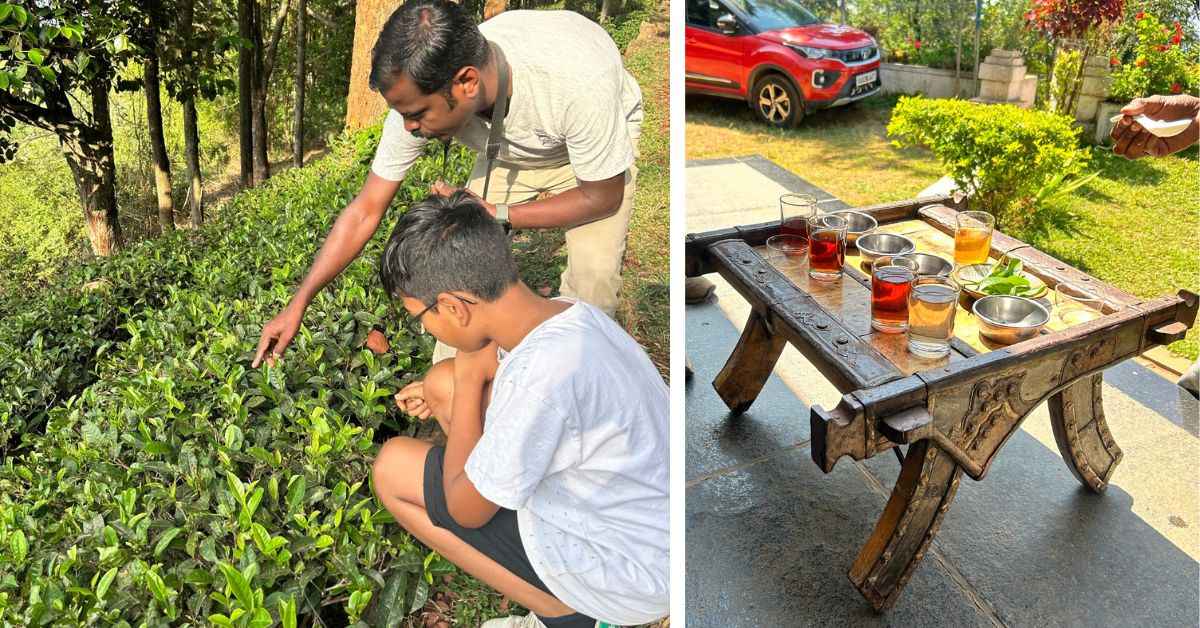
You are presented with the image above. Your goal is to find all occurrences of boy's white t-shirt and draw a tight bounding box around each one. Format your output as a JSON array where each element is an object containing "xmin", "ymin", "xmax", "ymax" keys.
[
  {"xmin": 370, "ymin": 10, "xmax": 644, "ymax": 183},
  {"xmin": 464, "ymin": 300, "xmax": 668, "ymax": 625}
]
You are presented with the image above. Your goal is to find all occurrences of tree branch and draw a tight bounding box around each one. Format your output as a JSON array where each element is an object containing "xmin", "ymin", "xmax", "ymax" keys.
[
  {"xmin": 0, "ymin": 90, "xmax": 74, "ymax": 133},
  {"xmin": 262, "ymin": 0, "xmax": 293, "ymax": 86}
]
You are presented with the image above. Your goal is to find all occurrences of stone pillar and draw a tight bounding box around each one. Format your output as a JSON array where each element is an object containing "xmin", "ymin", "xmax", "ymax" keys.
[
  {"xmin": 1075, "ymin": 55, "xmax": 1112, "ymax": 140},
  {"xmin": 971, "ymin": 50, "xmax": 1037, "ymax": 109}
]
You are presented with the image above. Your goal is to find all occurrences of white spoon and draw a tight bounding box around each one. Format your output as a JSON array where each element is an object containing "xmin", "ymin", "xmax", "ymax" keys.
[{"xmin": 1109, "ymin": 113, "xmax": 1194, "ymax": 137}]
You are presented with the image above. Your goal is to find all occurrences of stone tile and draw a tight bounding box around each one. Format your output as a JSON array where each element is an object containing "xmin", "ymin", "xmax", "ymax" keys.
[
  {"xmin": 860, "ymin": 422, "xmax": 1199, "ymax": 627},
  {"xmin": 686, "ymin": 445, "xmax": 994, "ymax": 627},
  {"xmin": 686, "ymin": 301, "xmax": 811, "ymax": 481}
]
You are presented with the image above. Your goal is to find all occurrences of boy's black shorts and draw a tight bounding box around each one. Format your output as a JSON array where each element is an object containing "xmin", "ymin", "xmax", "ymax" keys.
[
  {"xmin": 422, "ymin": 446, "xmax": 597, "ymax": 627},
  {"xmin": 423, "ymin": 445, "xmax": 549, "ymax": 591}
]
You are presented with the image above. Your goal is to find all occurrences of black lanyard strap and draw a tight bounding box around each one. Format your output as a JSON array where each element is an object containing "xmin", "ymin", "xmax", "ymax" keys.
[{"xmin": 481, "ymin": 41, "xmax": 509, "ymax": 201}]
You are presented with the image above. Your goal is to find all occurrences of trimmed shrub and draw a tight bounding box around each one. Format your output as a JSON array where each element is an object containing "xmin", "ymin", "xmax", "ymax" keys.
[{"xmin": 887, "ymin": 96, "xmax": 1093, "ymax": 234}]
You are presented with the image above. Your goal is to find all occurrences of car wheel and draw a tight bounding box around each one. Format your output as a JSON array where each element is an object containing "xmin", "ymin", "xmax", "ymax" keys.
[{"xmin": 751, "ymin": 74, "xmax": 803, "ymax": 127}]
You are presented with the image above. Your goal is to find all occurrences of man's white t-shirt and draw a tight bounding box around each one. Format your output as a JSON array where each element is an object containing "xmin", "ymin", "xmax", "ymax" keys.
[
  {"xmin": 464, "ymin": 300, "xmax": 668, "ymax": 625},
  {"xmin": 371, "ymin": 10, "xmax": 644, "ymax": 183}
]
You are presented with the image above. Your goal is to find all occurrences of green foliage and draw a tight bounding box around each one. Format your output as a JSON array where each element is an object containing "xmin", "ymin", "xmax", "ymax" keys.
[
  {"xmin": 0, "ymin": 127, "xmax": 473, "ymax": 625},
  {"xmin": 887, "ymin": 96, "xmax": 1093, "ymax": 235},
  {"xmin": 1109, "ymin": 12, "xmax": 1199, "ymax": 100},
  {"xmin": 601, "ymin": 0, "xmax": 651, "ymax": 53},
  {"xmin": 852, "ymin": 0, "xmax": 996, "ymax": 71},
  {"xmin": 1048, "ymin": 47, "xmax": 1083, "ymax": 114},
  {"xmin": 0, "ymin": 92, "xmax": 236, "ymax": 297}
]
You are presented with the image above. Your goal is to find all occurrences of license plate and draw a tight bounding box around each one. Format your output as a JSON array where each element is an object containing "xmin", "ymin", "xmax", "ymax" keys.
[{"xmin": 856, "ymin": 71, "xmax": 877, "ymax": 88}]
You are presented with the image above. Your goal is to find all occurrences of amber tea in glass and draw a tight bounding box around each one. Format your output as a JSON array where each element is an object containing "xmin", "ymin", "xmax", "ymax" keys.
[
  {"xmin": 953, "ymin": 211, "xmax": 995, "ymax": 266},
  {"xmin": 907, "ymin": 276, "xmax": 960, "ymax": 358},
  {"xmin": 807, "ymin": 214, "xmax": 847, "ymax": 281},
  {"xmin": 871, "ymin": 256, "xmax": 918, "ymax": 333}
]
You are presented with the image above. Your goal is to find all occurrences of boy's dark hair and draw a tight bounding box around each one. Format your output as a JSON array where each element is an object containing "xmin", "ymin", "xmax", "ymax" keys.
[
  {"xmin": 379, "ymin": 191, "xmax": 518, "ymax": 305},
  {"xmin": 369, "ymin": 0, "xmax": 490, "ymax": 96}
]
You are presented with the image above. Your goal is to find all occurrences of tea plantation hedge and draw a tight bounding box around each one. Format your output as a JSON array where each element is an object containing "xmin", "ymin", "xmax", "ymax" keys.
[{"xmin": 0, "ymin": 126, "xmax": 470, "ymax": 626}]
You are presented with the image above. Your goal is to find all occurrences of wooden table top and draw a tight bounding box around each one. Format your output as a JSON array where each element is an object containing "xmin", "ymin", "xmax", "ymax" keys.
[{"xmin": 756, "ymin": 218, "xmax": 1105, "ymax": 377}]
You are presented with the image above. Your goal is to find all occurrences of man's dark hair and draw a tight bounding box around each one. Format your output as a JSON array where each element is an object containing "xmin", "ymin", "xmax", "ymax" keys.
[
  {"xmin": 379, "ymin": 191, "xmax": 518, "ymax": 305},
  {"xmin": 369, "ymin": 0, "xmax": 490, "ymax": 96}
]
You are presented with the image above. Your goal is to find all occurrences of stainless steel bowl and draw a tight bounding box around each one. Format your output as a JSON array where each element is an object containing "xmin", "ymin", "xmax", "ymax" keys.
[
  {"xmin": 910, "ymin": 253, "xmax": 953, "ymax": 277},
  {"xmin": 972, "ymin": 295, "xmax": 1050, "ymax": 345},
  {"xmin": 855, "ymin": 233, "xmax": 916, "ymax": 266},
  {"xmin": 830, "ymin": 210, "xmax": 877, "ymax": 246}
]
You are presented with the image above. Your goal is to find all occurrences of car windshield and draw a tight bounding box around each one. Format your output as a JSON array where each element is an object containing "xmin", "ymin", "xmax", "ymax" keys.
[{"xmin": 725, "ymin": 0, "xmax": 820, "ymax": 32}]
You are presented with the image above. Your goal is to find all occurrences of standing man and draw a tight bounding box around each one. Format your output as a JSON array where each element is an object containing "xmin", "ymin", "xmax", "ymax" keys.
[{"xmin": 254, "ymin": 0, "xmax": 643, "ymax": 368}]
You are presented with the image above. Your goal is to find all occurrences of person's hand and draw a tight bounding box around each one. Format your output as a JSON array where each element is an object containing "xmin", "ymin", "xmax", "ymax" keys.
[
  {"xmin": 394, "ymin": 380, "xmax": 432, "ymax": 420},
  {"xmin": 428, "ymin": 182, "xmax": 497, "ymax": 218},
  {"xmin": 453, "ymin": 341, "xmax": 500, "ymax": 386},
  {"xmin": 252, "ymin": 303, "xmax": 306, "ymax": 368},
  {"xmin": 430, "ymin": 180, "xmax": 457, "ymax": 197},
  {"xmin": 1111, "ymin": 94, "xmax": 1200, "ymax": 159}
]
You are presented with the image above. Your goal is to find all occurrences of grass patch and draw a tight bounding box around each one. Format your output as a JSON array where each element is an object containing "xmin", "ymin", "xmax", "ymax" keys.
[
  {"xmin": 687, "ymin": 94, "xmax": 1199, "ymax": 360},
  {"xmin": 686, "ymin": 93, "xmax": 944, "ymax": 206}
]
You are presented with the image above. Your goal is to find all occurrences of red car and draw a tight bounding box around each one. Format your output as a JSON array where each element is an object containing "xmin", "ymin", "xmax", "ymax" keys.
[{"xmin": 685, "ymin": 0, "xmax": 881, "ymax": 127}]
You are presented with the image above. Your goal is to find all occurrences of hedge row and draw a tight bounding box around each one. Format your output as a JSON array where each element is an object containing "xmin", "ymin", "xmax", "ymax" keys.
[{"xmin": 0, "ymin": 126, "xmax": 470, "ymax": 626}]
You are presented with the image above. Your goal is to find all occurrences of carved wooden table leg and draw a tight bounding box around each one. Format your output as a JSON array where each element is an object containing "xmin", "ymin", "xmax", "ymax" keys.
[
  {"xmin": 1048, "ymin": 373, "xmax": 1123, "ymax": 493},
  {"xmin": 713, "ymin": 310, "xmax": 786, "ymax": 415},
  {"xmin": 849, "ymin": 439, "xmax": 962, "ymax": 611}
]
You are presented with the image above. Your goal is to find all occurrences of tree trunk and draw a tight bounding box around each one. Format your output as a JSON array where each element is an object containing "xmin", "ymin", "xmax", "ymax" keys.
[
  {"xmin": 483, "ymin": 0, "xmax": 507, "ymax": 20},
  {"xmin": 179, "ymin": 0, "xmax": 203, "ymax": 225},
  {"xmin": 64, "ymin": 78, "xmax": 122, "ymax": 256},
  {"xmin": 839, "ymin": 0, "xmax": 846, "ymax": 24},
  {"xmin": 345, "ymin": 0, "xmax": 405, "ymax": 130},
  {"xmin": 250, "ymin": 0, "xmax": 292, "ymax": 183},
  {"xmin": 251, "ymin": 0, "xmax": 270, "ymax": 184},
  {"xmin": 182, "ymin": 97, "xmax": 204, "ymax": 226},
  {"xmin": 600, "ymin": 0, "xmax": 613, "ymax": 22},
  {"xmin": 294, "ymin": 0, "xmax": 306, "ymax": 168},
  {"xmin": 238, "ymin": 0, "xmax": 254, "ymax": 188},
  {"xmin": 144, "ymin": 45, "xmax": 175, "ymax": 233},
  {"xmin": 954, "ymin": 0, "xmax": 962, "ymax": 98}
]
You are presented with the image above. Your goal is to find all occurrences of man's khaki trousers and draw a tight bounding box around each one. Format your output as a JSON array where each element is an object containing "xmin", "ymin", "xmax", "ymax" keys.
[{"xmin": 430, "ymin": 158, "xmax": 638, "ymax": 364}]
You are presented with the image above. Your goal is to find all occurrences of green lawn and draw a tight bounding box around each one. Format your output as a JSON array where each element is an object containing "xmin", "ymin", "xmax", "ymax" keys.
[{"xmin": 687, "ymin": 94, "xmax": 1200, "ymax": 360}]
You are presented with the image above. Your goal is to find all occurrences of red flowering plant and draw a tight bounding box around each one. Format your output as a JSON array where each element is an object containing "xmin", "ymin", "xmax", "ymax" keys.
[
  {"xmin": 1109, "ymin": 12, "xmax": 1199, "ymax": 100},
  {"xmin": 1025, "ymin": 0, "xmax": 1125, "ymax": 114},
  {"xmin": 1025, "ymin": 0, "xmax": 1125, "ymax": 39}
]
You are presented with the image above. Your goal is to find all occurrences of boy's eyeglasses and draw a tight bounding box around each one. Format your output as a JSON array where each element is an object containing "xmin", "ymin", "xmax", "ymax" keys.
[{"xmin": 398, "ymin": 293, "xmax": 479, "ymax": 336}]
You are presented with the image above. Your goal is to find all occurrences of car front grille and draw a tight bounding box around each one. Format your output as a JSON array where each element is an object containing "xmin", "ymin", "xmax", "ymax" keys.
[{"xmin": 832, "ymin": 46, "xmax": 878, "ymax": 64}]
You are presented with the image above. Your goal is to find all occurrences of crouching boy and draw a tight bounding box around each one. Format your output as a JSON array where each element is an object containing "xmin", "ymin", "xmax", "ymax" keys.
[{"xmin": 371, "ymin": 191, "xmax": 669, "ymax": 627}]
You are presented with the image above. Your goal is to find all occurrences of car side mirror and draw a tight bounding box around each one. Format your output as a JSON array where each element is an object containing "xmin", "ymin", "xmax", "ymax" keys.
[{"xmin": 716, "ymin": 13, "xmax": 738, "ymax": 35}]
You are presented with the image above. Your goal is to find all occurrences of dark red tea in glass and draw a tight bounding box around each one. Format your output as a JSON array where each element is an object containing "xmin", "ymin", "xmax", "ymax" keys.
[
  {"xmin": 780, "ymin": 217, "xmax": 810, "ymax": 240},
  {"xmin": 780, "ymin": 194, "xmax": 816, "ymax": 242},
  {"xmin": 807, "ymin": 214, "xmax": 847, "ymax": 281},
  {"xmin": 871, "ymin": 256, "xmax": 918, "ymax": 333}
]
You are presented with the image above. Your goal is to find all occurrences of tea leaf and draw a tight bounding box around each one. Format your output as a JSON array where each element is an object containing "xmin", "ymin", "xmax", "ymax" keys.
[
  {"xmin": 154, "ymin": 527, "xmax": 182, "ymax": 557},
  {"xmin": 95, "ymin": 567, "xmax": 118, "ymax": 601},
  {"xmin": 9, "ymin": 530, "xmax": 26, "ymax": 563}
]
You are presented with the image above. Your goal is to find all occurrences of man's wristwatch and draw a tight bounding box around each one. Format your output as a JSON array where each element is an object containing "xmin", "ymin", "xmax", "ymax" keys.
[{"xmin": 495, "ymin": 203, "xmax": 511, "ymax": 228}]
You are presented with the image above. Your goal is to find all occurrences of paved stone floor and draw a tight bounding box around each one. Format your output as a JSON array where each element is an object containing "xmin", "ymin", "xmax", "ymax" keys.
[{"xmin": 685, "ymin": 156, "xmax": 1200, "ymax": 627}]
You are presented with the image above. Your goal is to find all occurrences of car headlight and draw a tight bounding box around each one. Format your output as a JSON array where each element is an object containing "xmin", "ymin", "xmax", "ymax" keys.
[{"xmin": 787, "ymin": 44, "xmax": 831, "ymax": 59}]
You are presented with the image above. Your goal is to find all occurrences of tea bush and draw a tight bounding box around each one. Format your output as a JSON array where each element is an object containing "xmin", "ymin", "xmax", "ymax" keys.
[
  {"xmin": 0, "ymin": 125, "xmax": 471, "ymax": 626},
  {"xmin": 887, "ymin": 96, "xmax": 1092, "ymax": 235}
]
